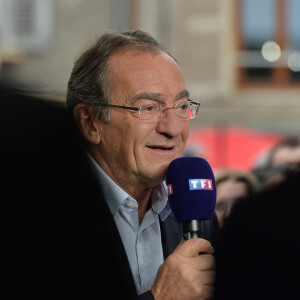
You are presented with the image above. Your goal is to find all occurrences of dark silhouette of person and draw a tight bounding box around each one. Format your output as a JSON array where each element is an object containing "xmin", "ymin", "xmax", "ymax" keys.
[{"xmin": 214, "ymin": 170, "xmax": 300, "ymax": 300}]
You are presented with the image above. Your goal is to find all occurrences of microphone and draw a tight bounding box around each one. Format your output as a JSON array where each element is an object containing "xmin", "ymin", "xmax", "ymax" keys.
[{"xmin": 166, "ymin": 157, "xmax": 216, "ymax": 241}]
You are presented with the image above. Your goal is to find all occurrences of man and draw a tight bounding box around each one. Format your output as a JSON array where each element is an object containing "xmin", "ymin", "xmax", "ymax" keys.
[
  {"xmin": 1, "ymin": 30, "xmax": 218, "ymax": 299},
  {"xmin": 67, "ymin": 30, "xmax": 219, "ymax": 299}
]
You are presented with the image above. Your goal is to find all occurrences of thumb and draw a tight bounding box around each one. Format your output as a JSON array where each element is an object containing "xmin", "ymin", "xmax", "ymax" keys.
[{"xmin": 174, "ymin": 238, "xmax": 214, "ymax": 258}]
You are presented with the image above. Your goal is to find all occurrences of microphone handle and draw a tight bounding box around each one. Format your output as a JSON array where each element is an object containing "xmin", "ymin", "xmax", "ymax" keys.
[{"xmin": 183, "ymin": 219, "xmax": 203, "ymax": 241}]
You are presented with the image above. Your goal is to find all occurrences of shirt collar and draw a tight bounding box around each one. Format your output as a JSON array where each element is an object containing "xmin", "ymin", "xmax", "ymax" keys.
[
  {"xmin": 86, "ymin": 151, "xmax": 127, "ymax": 216},
  {"xmin": 151, "ymin": 181, "xmax": 171, "ymax": 221}
]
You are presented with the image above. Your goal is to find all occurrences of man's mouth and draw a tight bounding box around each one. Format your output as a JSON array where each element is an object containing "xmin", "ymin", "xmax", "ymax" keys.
[{"xmin": 147, "ymin": 145, "xmax": 175, "ymax": 150}]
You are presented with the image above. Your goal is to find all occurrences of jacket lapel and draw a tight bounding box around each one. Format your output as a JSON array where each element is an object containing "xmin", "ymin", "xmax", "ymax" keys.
[{"xmin": 160, "ymin": 212, "xmax": 183, "ymax": 259}]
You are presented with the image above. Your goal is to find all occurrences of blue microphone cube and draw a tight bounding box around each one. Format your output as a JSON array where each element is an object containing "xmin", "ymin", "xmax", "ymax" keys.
[{"xmin": 166, "ymin": 157, "xmax": 216, "ymax": 223}]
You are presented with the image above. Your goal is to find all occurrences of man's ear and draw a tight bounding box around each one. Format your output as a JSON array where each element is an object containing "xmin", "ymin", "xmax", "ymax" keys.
[{"xmin": 73, "ymin": 103, "xmax": 101, "ymax": 144}]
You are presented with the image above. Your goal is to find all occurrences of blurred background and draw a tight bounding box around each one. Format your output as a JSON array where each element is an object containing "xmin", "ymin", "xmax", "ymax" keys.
[{"xmin": 1, "ymin": 0, "xmax": 300, "ymax": 173}]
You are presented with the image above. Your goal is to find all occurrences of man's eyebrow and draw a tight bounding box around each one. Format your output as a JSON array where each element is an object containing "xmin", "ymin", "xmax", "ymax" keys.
[
  {"xmin": 132, "ymin": 93, "xmax": 164, "ymax": 102},
  {"xmin": 174, "ymin": 90, "xmax": 189, "ymax": 101},
  {"xmin": 132, "ymin": 90, "xmax": 190, "ymax": 102}
]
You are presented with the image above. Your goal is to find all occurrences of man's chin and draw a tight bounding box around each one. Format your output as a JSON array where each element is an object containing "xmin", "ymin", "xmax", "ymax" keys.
[
  {"xmin": 145, "ymin": 164, "xmax": 170, "ymax": 185},
  {"xmin": 138, "ymin": 158, "xmax": 179, "ymax": 186}
]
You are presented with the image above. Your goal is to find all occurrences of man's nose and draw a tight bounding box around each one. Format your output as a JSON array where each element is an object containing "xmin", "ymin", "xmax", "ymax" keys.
[{"xmin": 156, "ymin": 107, "xmax": 186, "ymax": 137}]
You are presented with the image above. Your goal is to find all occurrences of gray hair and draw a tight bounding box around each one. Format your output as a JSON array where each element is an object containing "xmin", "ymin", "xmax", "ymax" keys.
[{"xmin": 66, "ymin": 30, "xmax": 174, "ymax": 123}]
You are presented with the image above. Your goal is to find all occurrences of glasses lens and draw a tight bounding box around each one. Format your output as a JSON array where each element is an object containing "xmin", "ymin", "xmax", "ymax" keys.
[
  {"xmin": 139, "ymin": 103, "xmax": 160, "ymax": 120},
  {"xmin": 176, "ymin": 101, "xmax": 199, "ymax": 120},
  {"xmin": 175, "ymin": 102, "xmax": 189, "ymax": 119},
  {"xmin": 139, "ymin": 101, "xmax": 200, "ymax": 120}
]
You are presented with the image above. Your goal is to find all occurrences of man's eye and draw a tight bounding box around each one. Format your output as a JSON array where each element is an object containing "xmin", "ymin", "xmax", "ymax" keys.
[
  {"xmin": 141, "ymin": 104, "xmax": 158, "ymax": 113},
  {"xmin": 178, "ymin": 103, "xmax": 189, "ymax": 111}
]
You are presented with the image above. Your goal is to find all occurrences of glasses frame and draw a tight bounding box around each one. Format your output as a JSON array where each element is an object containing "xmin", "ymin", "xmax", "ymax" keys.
[{"xmin": 94, "ymin": 99, "xmax": 200, "ymax": 120}]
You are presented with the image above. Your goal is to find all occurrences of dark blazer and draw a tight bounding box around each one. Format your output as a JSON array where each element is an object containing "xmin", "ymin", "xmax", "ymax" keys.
[{"xmin": 1, "ymin": 86, "xmax": 218, "ymax": 299}]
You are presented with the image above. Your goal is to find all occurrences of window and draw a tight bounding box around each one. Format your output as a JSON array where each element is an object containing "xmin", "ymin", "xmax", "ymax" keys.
[{"xmin": 236, "ymin": 0, "xmax": 300, "ymax": 87}]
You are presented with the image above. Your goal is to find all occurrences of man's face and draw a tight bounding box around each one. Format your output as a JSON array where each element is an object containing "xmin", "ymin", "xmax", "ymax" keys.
[{"xmin": 93, "ymin": 50, "xmax": 189, "ymax": 189}]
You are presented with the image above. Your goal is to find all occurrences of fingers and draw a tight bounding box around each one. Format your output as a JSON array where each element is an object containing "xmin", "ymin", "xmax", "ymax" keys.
[
  {"xmin": 151, "ymin": 238, "xmax": 216, "ymax": 300},
  {"xmin": 193, "ymin": 253, "xmax": 216, "ymax": 272},
  {"xmin": 151, "ymin": 257, "xmax": 215, "ymax": 300},
  {"xmin": 174, "ymin": 238, "xmax": 214, "ymax": 258}
]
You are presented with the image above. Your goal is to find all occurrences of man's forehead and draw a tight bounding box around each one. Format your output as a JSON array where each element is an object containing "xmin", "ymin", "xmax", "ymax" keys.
[{"xmin": 107, "ymin": 48, "xmax": 186, "ymax": 102}]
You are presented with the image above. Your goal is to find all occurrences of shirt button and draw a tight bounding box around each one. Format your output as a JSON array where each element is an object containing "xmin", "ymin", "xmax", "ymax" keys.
[{"xmin": 126, "ymin": 200, "xmax": 135, "ymax": 207}]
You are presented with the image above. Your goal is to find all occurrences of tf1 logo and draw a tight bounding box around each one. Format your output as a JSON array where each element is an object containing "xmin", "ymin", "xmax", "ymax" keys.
[{"xmin": 189, "ymin": 179, "xmax": 213, "ymax": 190}]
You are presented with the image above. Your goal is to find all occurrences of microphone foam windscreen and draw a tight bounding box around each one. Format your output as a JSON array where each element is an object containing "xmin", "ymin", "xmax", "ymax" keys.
[{"xmin": 166, "ymin": 157, "xmax": 216, "ymax": 222}]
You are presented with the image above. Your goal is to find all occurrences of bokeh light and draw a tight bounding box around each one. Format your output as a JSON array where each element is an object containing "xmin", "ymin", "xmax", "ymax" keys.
[
  {"xmin": 287, "ymin": 52, "xmax": 300, "ymax": 72},
  {"xmin": 261, "ymin": 40, "xmax": 281, "ymax": 62}
]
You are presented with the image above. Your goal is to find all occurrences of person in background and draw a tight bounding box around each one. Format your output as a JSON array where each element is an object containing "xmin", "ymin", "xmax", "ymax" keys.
[
  {"xmin": 253, "ymin": 136, "xmax": 300, "ymax": 188},
  {"xmin": 215, "ymin": 169, "xmax": 261, "ymax": 227},
  {"xmin": 0, "ymin": 83, "xmax": 83, "ymax": 299},
  {"xmin": 214, "ymin": 169, "xmax": 300, "ymax": 300},
  {"xmin": 268, "ymin": 136, "xmax": 300, "ymax": 167}
]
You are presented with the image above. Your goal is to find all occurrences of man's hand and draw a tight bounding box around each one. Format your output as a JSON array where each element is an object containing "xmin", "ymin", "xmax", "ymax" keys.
[{"xmin": 150, "ymin": 238, "xmax": 215, "ymax": 300}]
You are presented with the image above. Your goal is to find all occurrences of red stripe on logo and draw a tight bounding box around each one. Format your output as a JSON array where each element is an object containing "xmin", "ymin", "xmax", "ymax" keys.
[{"xmin": 167, "ymin": 184, "xmax": 173, "ymax": 196}]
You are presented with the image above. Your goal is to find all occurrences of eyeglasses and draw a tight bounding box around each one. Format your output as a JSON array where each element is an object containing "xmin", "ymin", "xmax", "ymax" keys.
[{"xmin": 94, "ymin": 99, "xmax": 200, "ymax": 120}]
